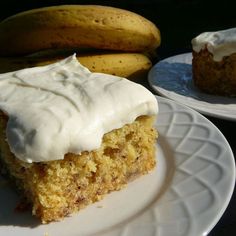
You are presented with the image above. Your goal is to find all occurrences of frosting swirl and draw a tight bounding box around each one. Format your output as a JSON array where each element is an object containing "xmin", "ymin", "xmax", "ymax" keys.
[
  {"xmin": 0, "ymin": 55, "xmax": 158, "ymax": 163},
  {"xmin": 191, "ymin": 27, "xmax": 236, "ymax": 61}
]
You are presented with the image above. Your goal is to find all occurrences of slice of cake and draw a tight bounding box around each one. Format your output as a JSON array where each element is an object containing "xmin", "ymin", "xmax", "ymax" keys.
[
  {"xmin": 191, "ymin": 27, "xmax": 236, "ymax": 96},
  {"xmin": 0, "ymin": 55, "xmax": 158, "ymax": 223}
]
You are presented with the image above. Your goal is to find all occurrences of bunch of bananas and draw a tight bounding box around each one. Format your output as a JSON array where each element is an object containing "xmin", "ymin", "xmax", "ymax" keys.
[{"xmin": 0, "ymin": 5, "xmax": 161, "ymax": 80}]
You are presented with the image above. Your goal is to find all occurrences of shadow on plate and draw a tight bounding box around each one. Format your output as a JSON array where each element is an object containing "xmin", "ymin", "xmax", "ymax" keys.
[{"xmin": 0, "ymin": 176, "xmax": 40, "ymax": 228}]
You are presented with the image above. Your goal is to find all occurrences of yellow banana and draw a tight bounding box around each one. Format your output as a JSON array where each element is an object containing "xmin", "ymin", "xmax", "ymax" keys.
[
  {"xmin": 0, "ymin": 52, "xmax": 152, "ymax": 80},
  {"xmin": 0, "ymin": 5, "xmax": 161, "ymax": 56},
  {"xmin": 79, "ymin": 52, "xmax": 152, "ymax": 80}
]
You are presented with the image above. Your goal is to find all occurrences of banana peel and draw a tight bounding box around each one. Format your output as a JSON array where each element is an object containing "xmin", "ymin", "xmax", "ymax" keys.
[
  {"xmin": 0, "ymin": 52, "xmax": 152, "ymax": 80},
  {"xmin": 0, "ymin": 5, "xmax": 161, "ymax": 56}
]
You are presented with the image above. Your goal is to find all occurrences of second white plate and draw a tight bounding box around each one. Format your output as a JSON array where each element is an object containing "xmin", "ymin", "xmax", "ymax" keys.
[{"xmin": 148, "ymin": 53, "xmax": 236, "ymax": 121}]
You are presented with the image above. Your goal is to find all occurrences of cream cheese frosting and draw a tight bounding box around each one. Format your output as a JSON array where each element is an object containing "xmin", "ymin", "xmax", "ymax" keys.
[
  {"xmin": 191, "ymin": 27, "xmax": 236, "ymax": 61},
  {"xmin": 0, "ymin": 55, "xmax": 158, "ymax": 163}
]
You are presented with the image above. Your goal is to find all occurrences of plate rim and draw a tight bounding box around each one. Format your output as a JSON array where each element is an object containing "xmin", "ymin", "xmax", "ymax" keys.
[{"xmin": 155, "ymin": 95, "xmax": 235, "ymax": 236}]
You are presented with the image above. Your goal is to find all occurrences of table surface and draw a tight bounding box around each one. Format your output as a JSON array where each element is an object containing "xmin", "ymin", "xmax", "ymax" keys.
[{"xmin": 0, "ymin": 1, "xmax": 235, "ymax": 235}]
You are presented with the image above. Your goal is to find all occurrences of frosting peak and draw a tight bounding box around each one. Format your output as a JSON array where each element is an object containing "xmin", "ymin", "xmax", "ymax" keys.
[
  {"xmin": 191, "ymin": 27, "xmax": 236, "ymax": 61},
  {"xmin": 0, "ymin": 55, "xmax": 158, "ymax": 163}
]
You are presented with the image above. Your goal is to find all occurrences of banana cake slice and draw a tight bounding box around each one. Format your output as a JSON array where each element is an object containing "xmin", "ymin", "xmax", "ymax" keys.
[
  {"xmin": 192, "ymin": 27, "xmax": 236, "ymax": 96},
  {"xmin": 0, "ymin": 55, "xmax": 158, "ymax": 223}
]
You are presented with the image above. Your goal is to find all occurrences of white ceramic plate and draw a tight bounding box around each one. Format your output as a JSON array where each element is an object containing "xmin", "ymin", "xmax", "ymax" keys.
[
  {"xmin": 0, "ymin": 96, "xmax": 235, "ymax": 236},
  {"xmin": 148, "ymin": 53, "xmax": 236, "ymax": 121}
]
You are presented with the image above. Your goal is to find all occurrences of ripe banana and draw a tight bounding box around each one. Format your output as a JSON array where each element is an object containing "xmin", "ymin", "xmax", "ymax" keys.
[
  {"xmin": 0, "ymin": 52, "xmax": 152, "ymax": 80},
  {"xmin": 0, "ymin": 5, "xmax": 161, "ymax": 56}
]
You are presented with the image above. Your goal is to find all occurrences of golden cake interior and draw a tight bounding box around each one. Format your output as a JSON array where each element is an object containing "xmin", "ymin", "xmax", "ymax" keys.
[
  {"xmin": 192, "ymin": 48, "xmax": 236, "ymax": 96},
  {"xmin": 0, "ymin": 112, "xmax": 157, "ymax": 223}
]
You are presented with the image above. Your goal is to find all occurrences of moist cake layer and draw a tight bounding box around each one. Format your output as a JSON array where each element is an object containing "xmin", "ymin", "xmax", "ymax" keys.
[{"xmin": 0, "ymin": 113, "xmax": 157, "ymax": 223}]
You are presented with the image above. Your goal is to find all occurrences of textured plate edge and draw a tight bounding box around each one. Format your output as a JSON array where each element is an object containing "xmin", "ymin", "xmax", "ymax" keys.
[{"xmin": 156, "ymin": 95, "xmax": 236, "ymax": 236}]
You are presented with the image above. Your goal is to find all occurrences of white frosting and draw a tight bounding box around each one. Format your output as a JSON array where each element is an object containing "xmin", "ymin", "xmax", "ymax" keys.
[
  {"xmin": 0, "ymin": 55, "xmax": 158, "ymax": 163},
  {"xmin": 191, "ymin": 27, "xmax": 236, "ymax": 61}
]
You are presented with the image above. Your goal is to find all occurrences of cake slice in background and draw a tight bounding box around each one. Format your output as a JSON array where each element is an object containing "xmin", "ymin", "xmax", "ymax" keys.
[{"xmin": 191, "ymin": 27, "xmax": 236, "ymax": 97}]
